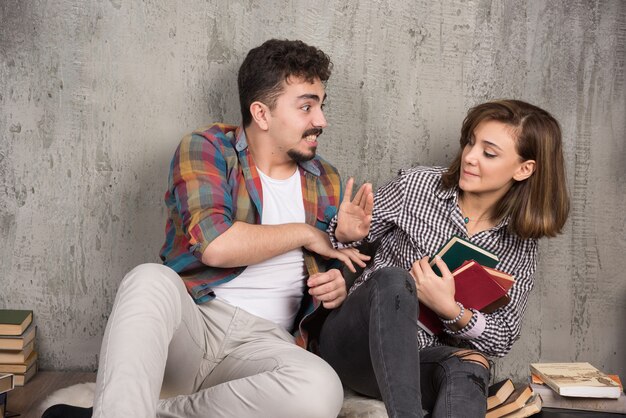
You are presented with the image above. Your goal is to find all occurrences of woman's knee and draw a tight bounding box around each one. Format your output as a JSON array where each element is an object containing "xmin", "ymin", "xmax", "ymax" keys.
[
  {"xmin": 368, "ymin": 266, "xmax": 417, "ymax": 298},
  {"xmin": 440, "ymin": 349, "xmax": 490, "ymax": 397},
  {"xmin": 452, "ymin": 349, "xmax": 490, "ymax": 370}
]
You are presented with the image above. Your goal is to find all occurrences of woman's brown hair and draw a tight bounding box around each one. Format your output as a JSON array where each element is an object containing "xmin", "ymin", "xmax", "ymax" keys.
[{"xmin": 441, "ymin": 99, "xmax": 570, "ymax": 239}]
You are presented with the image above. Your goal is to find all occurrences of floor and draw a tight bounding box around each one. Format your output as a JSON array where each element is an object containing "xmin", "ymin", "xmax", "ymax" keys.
[{"xmin": 6, "ymin": 371, "xmax": 96, "ymax": 418}]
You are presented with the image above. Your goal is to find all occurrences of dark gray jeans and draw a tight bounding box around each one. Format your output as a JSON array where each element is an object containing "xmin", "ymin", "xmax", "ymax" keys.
[{"xmin": 319, "ymin": 267, "xmax": 490, "ymax": 418}]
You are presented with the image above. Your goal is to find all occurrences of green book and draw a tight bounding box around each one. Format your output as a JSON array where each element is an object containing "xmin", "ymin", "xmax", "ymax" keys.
[
  {"xmin": 0, "ymin": 310, "xmax": 33, "ymax": 336},
  {"xmin": 429, "ymin": 235, "xmax": 499, "ymax": 275}
]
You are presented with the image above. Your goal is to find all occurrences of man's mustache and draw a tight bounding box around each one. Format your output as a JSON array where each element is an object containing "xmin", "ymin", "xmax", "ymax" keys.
[{"xmin": 302, "ymin": 128, "xmax": 323, "ymax": 138}]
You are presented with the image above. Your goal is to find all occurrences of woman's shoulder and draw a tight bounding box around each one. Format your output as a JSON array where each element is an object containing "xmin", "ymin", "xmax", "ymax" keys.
[
  {"xmin": 400, "ymin": 165, "xmax": 446, "ymax": 176},
  {"xmin": 396, "ymin": 165, "xmax": 447, "ymax": 190}
]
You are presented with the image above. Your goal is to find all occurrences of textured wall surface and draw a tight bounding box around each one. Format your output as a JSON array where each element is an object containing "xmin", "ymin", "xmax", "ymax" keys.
[{"xmin": 1, "ymin": 0, "xmax": 625, "ymax": 383}]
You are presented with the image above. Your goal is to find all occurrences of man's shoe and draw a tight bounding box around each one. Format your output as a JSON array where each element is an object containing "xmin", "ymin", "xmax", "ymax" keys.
[{"xmin": 41, "ymin": 404, "xmax": 93, "ymax": 418}]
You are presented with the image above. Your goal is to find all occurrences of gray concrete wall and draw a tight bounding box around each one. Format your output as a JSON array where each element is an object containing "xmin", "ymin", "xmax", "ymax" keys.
[{"xmin": 1, "ymin": 0, "xmax": 625, "ymax": 383}]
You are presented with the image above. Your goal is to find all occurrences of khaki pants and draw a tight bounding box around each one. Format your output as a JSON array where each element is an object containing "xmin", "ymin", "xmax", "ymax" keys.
[{"xmin": 93, "ymin": 263, "xmax": 343, "ymax": 418}]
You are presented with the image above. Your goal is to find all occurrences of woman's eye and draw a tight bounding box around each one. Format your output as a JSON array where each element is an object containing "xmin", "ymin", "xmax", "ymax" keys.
[{"xmin": 483, "ymin": 151, "xmax": 496, "ymax": 158}]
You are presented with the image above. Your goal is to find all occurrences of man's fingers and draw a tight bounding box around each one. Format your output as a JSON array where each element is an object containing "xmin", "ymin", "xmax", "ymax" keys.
[
  {"xmin": 342, "ymin": 248, "xmax": 369, "ymax": 267},
  {"xmin": 322, "ymin": 297, "xmax": 344, "ymax": 309},
  {"xmin": 313, "ymin": 287, "xmax": 347, "ymax": 309},
  {"xmin": 332, "ymin": 248, "xmax": 370, "ymax": 272},
  {"xmin": 308, "ymin": 269, "xmax": 347, "ymax": 309},
  {"xmin": 307, "ymin": 269, "xmax": 338, "ymax": 287},
  {"xmin": 308, "ymin": 280, "xmax": 338, "ymax": 297},
  {"xmin": 337, "ymin": 253, "xmax": 356, "ymax": 273}
]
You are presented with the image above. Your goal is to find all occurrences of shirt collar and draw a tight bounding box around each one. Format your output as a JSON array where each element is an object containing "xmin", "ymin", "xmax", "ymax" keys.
[
  {"xmin": 235, "ymin": 126, "xmax": 321, "ymax": 177},
  {"xmin": 435, "ymin": 183, "xmax": 510, "ymax": 230}
]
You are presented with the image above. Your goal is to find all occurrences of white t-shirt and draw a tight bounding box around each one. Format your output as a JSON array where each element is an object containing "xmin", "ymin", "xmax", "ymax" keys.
[{"xmin": 212, "ymin": 168, "xmax": 306, "ymax": 331}]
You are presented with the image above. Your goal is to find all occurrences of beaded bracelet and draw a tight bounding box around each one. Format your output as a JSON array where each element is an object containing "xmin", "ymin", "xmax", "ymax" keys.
[{"xmin": 440, "ymin": 301, "xmax": 464, "ymax": 326}]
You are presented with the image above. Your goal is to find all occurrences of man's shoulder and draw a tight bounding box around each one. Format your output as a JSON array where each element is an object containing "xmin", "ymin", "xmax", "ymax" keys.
[
  {"xmin": 311, "ymin": 154, "xmax": 340, "ymax": 177},
  {"xmin": 177, "ymin": 123, "xmax": 238, "ymax": 151}
]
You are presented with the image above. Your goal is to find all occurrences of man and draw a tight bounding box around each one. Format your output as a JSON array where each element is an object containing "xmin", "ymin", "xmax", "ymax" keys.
[{"xmin": 43, "ymin": 39, "xmax": 372, "ymax": 418}]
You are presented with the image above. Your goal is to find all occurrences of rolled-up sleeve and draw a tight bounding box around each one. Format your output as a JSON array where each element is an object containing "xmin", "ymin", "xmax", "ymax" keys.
[{"xmin": 171, "ymin": 133, "xmax": 234, "ymax": 259}]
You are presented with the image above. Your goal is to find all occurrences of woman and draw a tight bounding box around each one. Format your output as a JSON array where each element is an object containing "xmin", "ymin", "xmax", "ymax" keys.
[{"xmin": 319, "ymin": 100, "xmax": 570, "ymax": 418}]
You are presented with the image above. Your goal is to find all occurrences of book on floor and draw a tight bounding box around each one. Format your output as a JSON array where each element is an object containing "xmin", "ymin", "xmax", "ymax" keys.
[
  {"xmin": 530, "ymin": 362, "xmax": 622, "ymax": 399},
  {"xmin": 0, "ymin": 373, "xmax": 14, "ymax": 395},
  {"xmin": 488, "ymin": 378, "xmax": 516, "ymax": 410},
  {"xmin": 0, "ymin": 391, "xmax": 7, "ymax": 417},
  {"xmin": 500, "ymin": 393, "xmax": 542, "ymax": 418},
  {"xmin": 429, "ymin": 235, "xmax": 499, "ymax": 275},
  {"xmin": 0, "ymin": 323, "xmax": 36, "ymax": 351},
  {"xmin": 0, "ymin": 310, "xmax": 33, "ymax": 336},
  {"xmin": 530, "ymin": 373, "xmax": 626, "ymax": 413},
  {"xmin": 13, "ymin": 362, "xmax": 37, "ymax": 386},
  {"xmin": 0, "ymin": 340, "xmax": 35, "ymax": 364},
  {"xmin": 486, "ymin": 384, "xmax": 534, "ymax": 418},
  {"xmin": 417, "ymin": 260, "xmax": 515, "ymax": 334},
  {"xmin": 0, "ymin": 350, "xmax": 38, "ymax": 374}
]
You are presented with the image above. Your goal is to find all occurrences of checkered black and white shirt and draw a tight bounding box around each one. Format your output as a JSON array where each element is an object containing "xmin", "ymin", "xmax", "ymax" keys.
[{"xmin": 328, "ymin": 166, "xmax": 538, "ymax": 357}]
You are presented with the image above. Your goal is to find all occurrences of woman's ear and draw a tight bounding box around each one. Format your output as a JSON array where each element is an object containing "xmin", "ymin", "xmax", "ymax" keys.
[
  {"xmin": 250, "ymin": 101, "xmax": 270, "ymax": 131},
  {"xmin": 514, "ymin": 160, "xmax": 536, "ymax": 181}
]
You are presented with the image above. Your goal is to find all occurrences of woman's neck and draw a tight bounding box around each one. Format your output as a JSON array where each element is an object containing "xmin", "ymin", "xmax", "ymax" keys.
[{"xmin": 458, "ymin": 192, "xmax": 499, "ymax": 235}]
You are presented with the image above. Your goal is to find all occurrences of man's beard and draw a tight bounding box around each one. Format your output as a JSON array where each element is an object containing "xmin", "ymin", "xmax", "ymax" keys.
[
  {"xmin": 287, "ymin": 147, "xmax": 317, "ymax": 162},
  {"xmin": 287, "ymin": 127, "xmax": 322, "ymax": 162}
]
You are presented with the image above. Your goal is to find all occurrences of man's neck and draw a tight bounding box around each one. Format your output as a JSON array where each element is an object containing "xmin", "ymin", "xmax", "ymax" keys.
[{"xmin": 245, "ymin": 127, "xmax": 298, "ymax": 180}]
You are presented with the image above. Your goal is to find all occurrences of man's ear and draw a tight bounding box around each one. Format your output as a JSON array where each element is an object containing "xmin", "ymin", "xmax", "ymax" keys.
[
  {"xmin": 514, "ymin": 160, "xmax": 536, "ymax": 181},
  {"xmin": 250, "ymin": 101, "xmax": 270, "ymax": 131}
]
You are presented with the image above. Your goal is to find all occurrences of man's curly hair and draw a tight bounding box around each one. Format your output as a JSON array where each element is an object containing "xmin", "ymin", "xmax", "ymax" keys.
[{"xmin": 238, "ymin": 39, "xmax": 333, "ymax": 127}]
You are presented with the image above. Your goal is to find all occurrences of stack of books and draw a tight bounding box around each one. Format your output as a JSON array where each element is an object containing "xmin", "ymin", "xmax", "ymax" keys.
[
  {"xmin": 529, "ymin": 362, "xmax": 626, "ymax": 414},
  {"xmin": 486, "ymin": 379, "xmax": 542, "ymax": 417},
  {"xmin": 0, "ymin": 309, "xmax": 38, "ymax": 386},
  {"xmin": 0, "ymin": 372, "xmax": 15, "ymax": 417},
  {"xmin": 419, "ymin": 235, "xmax": 515, "ymax": 335}
]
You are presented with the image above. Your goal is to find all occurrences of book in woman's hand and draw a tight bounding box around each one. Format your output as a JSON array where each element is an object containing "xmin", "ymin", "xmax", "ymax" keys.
[{"xmin": 418, "ymin": 260, "xmax": 515, "ymax": 334}]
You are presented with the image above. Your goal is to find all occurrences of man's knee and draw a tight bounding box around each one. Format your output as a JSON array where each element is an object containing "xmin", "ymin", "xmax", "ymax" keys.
[
  {"xmin": 121, "ymin": 263, "xmax": 186, "ymax": 295},
  {"xmin": 287, "ymin": 357, "xmax": 344, "ymax": 418}
]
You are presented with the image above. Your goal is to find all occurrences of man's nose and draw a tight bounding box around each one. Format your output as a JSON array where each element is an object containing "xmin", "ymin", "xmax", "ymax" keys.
[{"xmin": 313, "ymin": 108, "xmax": 327, "ymax": 129}]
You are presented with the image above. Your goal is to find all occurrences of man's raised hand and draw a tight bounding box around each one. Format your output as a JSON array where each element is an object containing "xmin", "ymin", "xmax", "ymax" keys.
[{"xmin": 335, "ymin": 178, "xmax": 374, "ymax": 243}]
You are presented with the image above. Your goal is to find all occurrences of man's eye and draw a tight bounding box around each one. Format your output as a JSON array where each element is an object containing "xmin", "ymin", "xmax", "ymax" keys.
[{"xmin": 302, "ymin": 105, "xmax": 311, "ymax": 111}]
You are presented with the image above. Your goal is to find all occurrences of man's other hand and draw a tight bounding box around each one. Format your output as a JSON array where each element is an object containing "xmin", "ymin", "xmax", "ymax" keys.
[
  {"xmin": 307, "ymin": 269, "xmax": 347, "ymax": 309},
  {"xmin": 304, "ymin": 227, "xmax": 370, "ymax": 273}
]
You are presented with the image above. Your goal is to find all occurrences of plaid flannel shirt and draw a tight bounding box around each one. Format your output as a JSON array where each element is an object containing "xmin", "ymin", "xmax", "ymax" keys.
[{"xmin": 159, "ymin": 123, "xmax": 343, "ymax": 349}]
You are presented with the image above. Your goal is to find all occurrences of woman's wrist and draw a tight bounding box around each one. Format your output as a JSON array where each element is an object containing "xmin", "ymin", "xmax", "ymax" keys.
[
  {"xmin": 437, "ymin": 299, "xmax": 462, "ymax": 320},
  {"xmin": 440, "ymin": 301, "xmax": 465, "ymax": 325}
]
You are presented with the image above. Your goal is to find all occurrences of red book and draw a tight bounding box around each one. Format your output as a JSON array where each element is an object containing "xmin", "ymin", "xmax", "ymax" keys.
[{"xmin": 417, "ymin": 261, "xmax": 515, "ymax": 335}]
